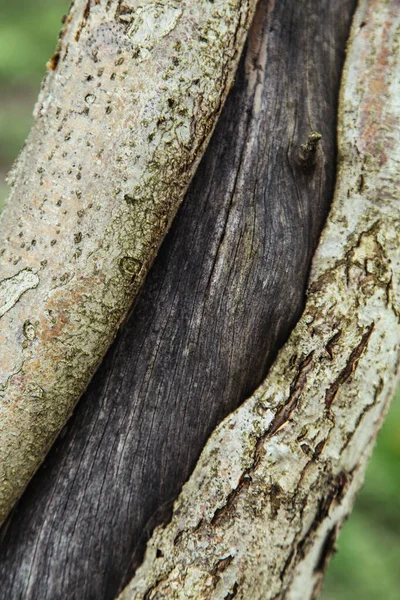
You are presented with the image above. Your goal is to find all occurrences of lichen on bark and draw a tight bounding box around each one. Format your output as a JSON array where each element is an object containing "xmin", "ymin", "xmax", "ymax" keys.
[
  {"xmin": 0, "ymin": 0, "xmax": 258, "ymax": 525},
  {"xmin": 118, "ymin": 1, "xmax": 400, "ymax": 598}
]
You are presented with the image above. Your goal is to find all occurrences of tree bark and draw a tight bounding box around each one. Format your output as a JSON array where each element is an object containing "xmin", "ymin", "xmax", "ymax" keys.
[
  {"xmin": 0, "ymin": 1, "xmax": 359, "ymax": 599},
  {"xmin": 116, "ymin": 1, "xmax": 400, "ymax": 597},
  {"xmin": 0, "ymin": 0, "xmax": 257, "ymax": 525}
]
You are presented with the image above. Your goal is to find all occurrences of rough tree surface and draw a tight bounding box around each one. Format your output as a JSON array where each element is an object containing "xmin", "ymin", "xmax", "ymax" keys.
[
  {"xmin": 0, "ymin": 1, "xmax": 357, "ymax": 598},
  {"xmin": 117, "ymin": 1, "xmax": 400, "ymax": 598},
  {"xmin": 0, "ymin": 0, "xmax": 257, "ymax": 524}
]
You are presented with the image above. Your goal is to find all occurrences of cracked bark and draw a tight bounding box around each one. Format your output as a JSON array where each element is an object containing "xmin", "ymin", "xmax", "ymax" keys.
[
  {"xmin": 1, "ymin": 0, "xmax": 398, "ymax": 599},
  {"xmin": 115, "ymin": 1, "xmax": 400, "ymax": 597},
  {"xmin": 0, "ymin": 0, "xmax": 360, "ymax": 599},
  {"xmin": 0, "ymin": 0, "xmax": 257, "ymax": 525}
]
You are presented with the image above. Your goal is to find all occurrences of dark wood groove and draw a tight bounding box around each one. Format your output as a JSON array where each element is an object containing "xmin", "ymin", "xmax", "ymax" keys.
[{"xmin": 0, "ymin": 1, "xmax": 357, "ymax": 598}]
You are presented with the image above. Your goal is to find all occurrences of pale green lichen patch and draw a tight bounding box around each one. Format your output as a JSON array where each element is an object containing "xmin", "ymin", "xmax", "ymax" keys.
[
  {"xmin": 127, "ymin": 2, "xmax": 183, "ymax": 53},
  {"xmin": 0, "ymin": 269, "xmax": 39, "ymax": 319}
]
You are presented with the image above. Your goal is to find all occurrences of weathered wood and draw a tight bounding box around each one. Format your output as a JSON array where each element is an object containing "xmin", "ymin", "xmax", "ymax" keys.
[
  {"xmin": 0, "ymin": 0, "xmax": 257, "ymax": 525},
  {"xmin": 0, "ymin": 0, "xmax": 356, "ymax": 598},
  {"xmin": 117, "ymin": 1, "xmax": 400, "ymax": 598}
]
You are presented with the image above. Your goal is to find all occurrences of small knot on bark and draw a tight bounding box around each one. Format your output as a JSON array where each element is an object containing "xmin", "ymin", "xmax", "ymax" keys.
[{"xmin": 298, "ymin": 132, "xmax": 322, "ymax": 167}]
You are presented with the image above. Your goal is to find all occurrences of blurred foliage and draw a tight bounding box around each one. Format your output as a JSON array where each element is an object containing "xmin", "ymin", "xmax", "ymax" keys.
[
  {"xmin": 0, "ymin": 0, "xmax": 70, "ymax": 207},
  {"xmin": 0, "ymin": 0, "xmax": 69, "ymax": 84},
  {"xmin": 323, "ymin": 392, "xmax": 400, "ymax": 599},
  {"xmin": 0, "ymin": 1, "xmax": 399, "ymax": 597}
]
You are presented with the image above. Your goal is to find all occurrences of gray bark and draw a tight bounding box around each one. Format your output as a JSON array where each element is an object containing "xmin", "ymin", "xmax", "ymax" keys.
[
  {"xmin": 0, "ymin": 1, "xmax": 358, "ymax": 599},
  {"xmin": 0, "ymin": 0, "xmax": 257, "ymax": 525}
]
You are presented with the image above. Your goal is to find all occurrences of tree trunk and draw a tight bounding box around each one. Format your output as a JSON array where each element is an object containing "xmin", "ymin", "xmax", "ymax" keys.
[
  {"xmin": 0, "ymin": 0, "xmax": 257, "ymax": 525},
  {"xmin": 117, "ymin": 1, "xmax": 400, "ymax": 598},
  {"xmin": 0, "ymin": 0, "xmax": 360, "ymax": 599},
  {"xmin": 1, "ymin": 0, "xmax": 399, "ymax": 599}
]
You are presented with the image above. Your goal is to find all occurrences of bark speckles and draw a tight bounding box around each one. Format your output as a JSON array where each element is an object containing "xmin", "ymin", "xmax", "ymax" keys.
[
  {"xmin": 118, "ymin": 2, "xmax": 400, "ymax": 598},
  {"xmin": 0, "ymin": 0, "xmax": 258, "ymax": 524}
]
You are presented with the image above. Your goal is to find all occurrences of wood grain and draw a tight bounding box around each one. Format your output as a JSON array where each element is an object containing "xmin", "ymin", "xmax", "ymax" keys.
[
  {"xmin": 0, "ymin": 1, "xmax": 357, "ymax": 598},
  {"xmin": 118, "ymin": 3, "xmax": 400, "ymax": 596}
]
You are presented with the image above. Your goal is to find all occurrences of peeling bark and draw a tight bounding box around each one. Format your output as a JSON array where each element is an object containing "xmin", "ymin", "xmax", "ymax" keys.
[
  {"xmin": 117, "ymin": 1, "xmax": 400, "ymax": 597},
  {"xmin": 0, "ymin": 0, "xmax": 257, "ymax": 524}
]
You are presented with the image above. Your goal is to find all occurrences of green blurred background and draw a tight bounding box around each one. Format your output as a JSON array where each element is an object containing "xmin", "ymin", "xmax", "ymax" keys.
[{"xmin": 0, "ymin": 1, "xmax": 399, "ymax": 597}]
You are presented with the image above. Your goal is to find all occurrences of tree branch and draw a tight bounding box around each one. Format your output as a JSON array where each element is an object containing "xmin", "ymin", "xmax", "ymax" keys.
[
  {"xmin": 0, "ymin": 1, "xmax": 357, "ymax": 598},
  {"xmin": 0, "ymin": 0, "xmax": 257, "ymax": 525},
  {"xmin": 118, "ymin": 1, "xmax": 400, "ymax": 597}
]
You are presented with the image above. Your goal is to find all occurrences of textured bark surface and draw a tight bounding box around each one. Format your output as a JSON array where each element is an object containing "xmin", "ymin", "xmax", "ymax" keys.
[
  {"xmin": 115, "ymin": 1, "xmax": 400, "ymax": 598},
  {"xmin": 0, "ymin": 1, "xmax": 357, "ymax": 599},
  {"xmin": 0, "ymin": 0, "xmax": 257, "ymax": 524}
]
